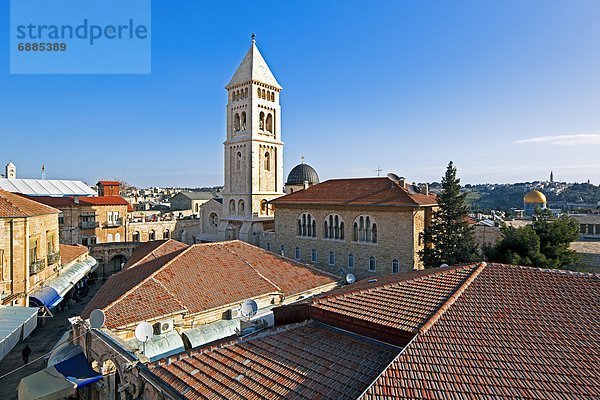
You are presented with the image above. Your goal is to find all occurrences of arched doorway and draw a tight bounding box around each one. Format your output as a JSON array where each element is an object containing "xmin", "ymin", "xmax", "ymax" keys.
[{"xmin": 105, "ymin": 254, "xmax": 127, "ymax": 277}]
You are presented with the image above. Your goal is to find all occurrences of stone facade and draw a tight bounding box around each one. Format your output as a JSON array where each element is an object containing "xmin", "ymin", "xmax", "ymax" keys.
[
  {"xmin": 261, "ymin": 205, "xmax": 432, "ymax": 279},
  {"xmin": 1, "ymin": 212, "xmax": 60, "ymax": 306},
  {"xmin": 218, "ymin": 40, "xmax": 284, "ymax": 245}
]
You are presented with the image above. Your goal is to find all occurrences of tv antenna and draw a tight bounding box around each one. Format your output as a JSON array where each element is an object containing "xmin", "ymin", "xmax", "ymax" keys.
[
  {"xmin": 345, "ymin": 273, "xmax": 356, "ymax": 284},
  {"xmin": 89, "ymin": 309, "xmax": 105, "ymax": 329},
  {"xmin": 134, "ymin": 322, "xmax": 154, "ymax": 356},
  {"xmin": 375, "ymin": 166, "xmax": 382, "ymax": 176},
  {"xmin": 240, "ymin": 299, "xmax": 259, "ymax": 321}
]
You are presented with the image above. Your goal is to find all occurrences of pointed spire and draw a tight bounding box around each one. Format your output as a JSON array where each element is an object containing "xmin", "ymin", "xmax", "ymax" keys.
[{"xmin": 226, "ymin": 37, "xmax": 281, "ymax": 89}]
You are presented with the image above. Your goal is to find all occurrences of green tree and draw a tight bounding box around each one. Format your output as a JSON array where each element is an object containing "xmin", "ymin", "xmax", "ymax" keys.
[
  {"xmin": 420, "ymin": 161, "xmax": 479, "ymax": 267},
  {"xmin": 532, "ymin": 209, "xmax": 580, "ymax": 268},
  {"xmin": 486, "ymin": 209, "xmax": 580, "ymax": 268}
]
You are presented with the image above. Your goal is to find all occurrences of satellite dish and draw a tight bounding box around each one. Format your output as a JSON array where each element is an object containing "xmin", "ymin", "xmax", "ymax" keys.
[
  {"xmin": 89, "ymin": 309, "xmax": 105, "ymax": 329},
  {"xmin": 440, "ymin": 263, "xmax": 449, "ymax": 268},
  {"xmin": 387, "ymin": 173, "xmax": 401, "ymax": 184},
  {"xmin": 240, "ymin": 299, "xmax": 259, "ymax": 320},
  {"xmin": 345, "ymin": 273, "xmax": 356, "ymax": 284},
  {"xmin": 134, "ymin": 322, "xmax": 153, "ymax": 343}
]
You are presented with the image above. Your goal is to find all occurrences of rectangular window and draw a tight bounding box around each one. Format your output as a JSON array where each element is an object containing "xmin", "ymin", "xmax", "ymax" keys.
[
  {"xmin": 266, "ymin": 243, "xmax": 271, "ymax": 252},
  {"xmin": 58, "ymin": 213, "xmax": 64, "ymax": 225},
  {"xmin": 580, "ymin": 224, "xmax": 586, "ymax": 234},
  {"xmin": 311, "ymin": 249, "xmax": 317, "ymax": 263},
  {"xmin": 348, "ymin": 254, "xmax": 354, "ymax": 269},
  {"xmin": 595, "ymin": 225, "xmax": 600, "ymax": 235},
  {"xmin": 295, "ymin": 247, "xmax": 301, "ymax": 260},
  {"xmin": 81, "ymin": 237, "xmax": 89, "ymax": 246},
  {"xmin": 588, "ymin": 224, "xmax": 595, "ymax": 235},
  {"xmin": 369, "ymin": 257, "xmax": 376, "ymax": 273}
]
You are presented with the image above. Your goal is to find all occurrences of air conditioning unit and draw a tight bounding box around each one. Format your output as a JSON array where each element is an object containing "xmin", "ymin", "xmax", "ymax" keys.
[
  {"xmin": 224, "ymin": 307, "xmax": 241, "ymax": 320},
  {"xmin": 154, "ymin": 319, "xmax": 174, "ymax": 335}
]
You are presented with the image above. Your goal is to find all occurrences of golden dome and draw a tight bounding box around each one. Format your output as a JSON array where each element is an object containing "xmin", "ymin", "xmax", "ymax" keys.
[{"xmin": 524, "ymin": 190, "xmax": 547, "ymax": 204}]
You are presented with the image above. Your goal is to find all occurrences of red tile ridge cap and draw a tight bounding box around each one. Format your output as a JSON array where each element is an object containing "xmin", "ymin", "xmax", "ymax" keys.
[
  {"xmin": 149, "ymin": 276, "xmax": 188, "ymax": 314},
  {"xmin": 102, "ymin": 245, "xmax": 196, "ymax": 316},
  {"xmin": 220, "ymin": 243, "xmax": 283, "ymax": 293},
  {"xmin": 313, "ymin": 264, "xmax": 473, "ymax": 304},
  {"xmin": 418, "ymin": 261, "xmax": 487, "ymax": 335}
]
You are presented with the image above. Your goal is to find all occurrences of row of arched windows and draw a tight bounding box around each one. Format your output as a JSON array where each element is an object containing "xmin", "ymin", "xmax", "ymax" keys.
[
  {"xmin": 258, "ymin": 88, "xmax": 275, "ymax": 101},
  {"xmin": 233, "ymin": 112, "xmax": 247, "ymax": 132},
  {"xmin": 297, "ymin": 213, "xmax": 317, "ymax": 237},
  {"xmin": 290, "ymin": 248, "xmax": 400, "ymax": 273},
  {"xmin": 258, "ymin": 111, "xmax": 274, "ymax": 133},
  {"xmin": 353, "ymin": 215, "xmax": 378, "ymax": 243},
  {"xmin": 131, "ymin": 229, "xmax": 170, "ymax": 242},
  {"xmin": 232, "ymin": 88, "xmax": 248, "ymax": 102},
  {"xmin": 296, "ymin": 213, "xmax": 377, "ymax": 243},
  {"xmin": 324, "ymin": 214, "xmax": 344, "ymax": 240},
  {"xmin": 229, "ymin": 199, "xmax": 245, "ymax": 216}
]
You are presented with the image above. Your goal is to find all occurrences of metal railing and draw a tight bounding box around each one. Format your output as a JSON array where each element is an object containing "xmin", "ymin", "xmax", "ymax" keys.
[
  {"xmin": 47, "ymin": 252, "xmax": 61, "ymax": 265},
  {"xmin": 104, "ymin": 218, "xmax": 123, "ymax": 228},
  {"xmin": 29, "ymin": 259, "xmax": 46, "ymax": 275},
  {"xmin": 80, "ymin": 221, "xmax": 99, "ymax": 229}
]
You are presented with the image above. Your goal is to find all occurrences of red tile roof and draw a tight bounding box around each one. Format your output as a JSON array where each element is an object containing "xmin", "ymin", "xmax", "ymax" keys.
[
  {"xmin": 149, "ymin": 322, "xmax": 399, "ymax": 400},
  {"xmin": 23, "ymin": 195, "xmax": 79, "ymax": 207},
  {"xmin": 83, "ymin": 241, "xmax": 338, "ymax": 328},
  {"xmin": 270, "ymin": 177, "xmax": 437, "ymax": 207},
  {"xmin": 124, "ymin": 240, "xmax": 187, "ymax": 269},
  {"xmin": 78, "ymin": 196, "xmax": 129, "ymax": 206},
  {"xmin": 361, "ymin": 264, "xmax": 600, "ymax": 399},
  {"xmin": 59, "ymin": 244, "xmax": 88, "ymax": 265},
  {"xmin": 0, "ymin": 190, "xmax": 59, "ymax": 217}
]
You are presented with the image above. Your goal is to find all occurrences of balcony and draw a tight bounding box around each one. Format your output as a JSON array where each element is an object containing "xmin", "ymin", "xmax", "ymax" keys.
[
  {"xmin": 103, "ymin": 218, "xmax": 123, "ymax": 228},
  {"xmin": 80, "ymin": 221, "xmax": 99, "ymax": 229},
  {"xmin": 47, "ymin": 252, "xmax": 61, "ymax": 265},
  {"xmin": 29, "ymin": 259, "xmax": 46, "ymax": 276}
]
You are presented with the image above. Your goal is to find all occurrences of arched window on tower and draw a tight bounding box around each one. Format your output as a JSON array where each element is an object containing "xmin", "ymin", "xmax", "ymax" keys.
[
  {"xmin": 257, "ymin": 87, "xmax": 261, "ymax": 98},
  {"xmin": 266, "ymin": 113, "xmax": 273, "ymax": 133},
  {"xmin": 261, "ymin": 199, "xmax": 268, "ymax": 216},
  {"xmin": 238, "ymin": 200, "xmax": 245, "ymax": 215},
  {"xmin": 234, "ymin": 113, "xmax": 240, "ymax": 131},
  {"xmin": 392, "ymin": 259, "xmax": 399, "ymax": 273},
  {"xmin": 241, "ymin": 112, "xmax": 246, "ymax": 130},
  {"xmin": 264, "ymin": 152, "xmax": 271, "ymax": 171},
  {"xmin": 244, "ymin": 88, "xmax": 248, "ymax": 98},
  {"xmin": 261, "ymin": 89, "xmax": 266, "ymax": 99},
  {"xmin": 236, "ymin": 152, "xmax": 242, "ymax": 170},
  {"xmin": 229, "ymin": 199, "xmax": 235, "ymax": 214},
  {"xmin": 271, "ymin": 92, "xmax": 275, "ymax": 101},
  {"xmin": 259, "ymin": 112, "xmax": 265, "ymax": 130},
  {"xmin": 298, "ymin": 213, "xmax": 315, "ymax": 238}
]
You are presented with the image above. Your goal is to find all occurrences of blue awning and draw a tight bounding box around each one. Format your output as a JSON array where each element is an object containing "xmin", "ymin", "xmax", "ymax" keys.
[
  {"xmin": 29, "ymin": 286, "xmax": 62, "ymax": 310},
  {"xmin": 53, "ymin": 351, "xmax": 102, "ymax": 387}
]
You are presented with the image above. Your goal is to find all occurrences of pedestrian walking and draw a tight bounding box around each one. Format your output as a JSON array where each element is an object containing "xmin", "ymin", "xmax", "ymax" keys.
[{"xmin": 22, "ymin": 345, "xmax": 32, "ymax": 364}]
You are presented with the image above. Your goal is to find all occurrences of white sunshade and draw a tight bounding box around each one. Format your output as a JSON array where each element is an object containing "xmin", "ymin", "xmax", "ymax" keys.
[
  {"xmin": 0, "ymin": 178, "xmax": 96, "ymax": 196},
  {"xmin": 45, "ymin": 257, "xmax": 96, "ymax": 298},
  {"xmin": 0, "ymin": 307, "xmax": 38, "ymax": 361}
]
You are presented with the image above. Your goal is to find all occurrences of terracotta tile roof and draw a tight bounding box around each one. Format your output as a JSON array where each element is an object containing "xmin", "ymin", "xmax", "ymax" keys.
[
  {"xmin": 78, "ymin": 196, "xmax": 129, "ymax": 206},
  {"xmin": 270, "ymin": 177, "xmax": 437, "ymax": 207},
  {"xmin": 149, "ymin": 322, "xmax": 399, "ymax": 400},
  {"xmin": 362, "ymin": 264, "xmax": 600, "ymax": 399},
  {"xmin": 22, "ymin": 195, "xmax": 79, "ymax": 207},
  {"xmin": 124, "ymin": 240, "xmax": 188, "ymax": 269},
  {"xmin": 311, "ymin": 265, "xmax": 478, "ymax": 335},
  {"xmin": 59, "ymin": 244, "xmax": 88, "ymax": 265},
  {"xmin": 0, "ymin": 190, "xmax": 59, "ymax": 217},
  {"xmin": 83, "ymin": 241, "xmax": 338, "ymax": 328}
]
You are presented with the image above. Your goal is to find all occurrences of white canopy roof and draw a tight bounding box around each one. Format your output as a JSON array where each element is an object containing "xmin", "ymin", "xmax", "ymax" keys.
[{"xmin": 0, "ymin": 178, "xmax": 96, "ymax": 196}]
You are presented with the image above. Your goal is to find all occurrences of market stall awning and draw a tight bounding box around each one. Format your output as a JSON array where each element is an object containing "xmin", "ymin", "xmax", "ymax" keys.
[
  {"xmin": 18, "ymin": 345, "xmax": 102, "ymax": 400},
  {"xmin": 0, "ymin": 306, "xmax": 38, "ymax": 361},
  {"xmin": 28, "ymin": 286, "xmax": 62, "ymax": 311},
  {"xmin": 45, "ymin": 256, "xmax": 96, "ymax": 298}
]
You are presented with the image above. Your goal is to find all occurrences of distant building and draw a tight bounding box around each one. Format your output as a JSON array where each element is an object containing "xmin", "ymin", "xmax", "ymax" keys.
[
  {"xmin": 523, "ymin": 189, "xmax": 547, "ymax": 216},
  {"xmin": 284, "ymin": 159, "xmax": 320, "ymax": 194},
  {"xmin": 572, "ymin": 214, "xmax": 600, "ymax": 240},
  {"xmin": 263, "ymin": 176, "xmax": 437, "ymax": 277},
  {"xmin": 169, "ymin": 191, "xmax": 215, "ymax": 213},
  {"xmin": 96, "ymin": 180, "xmax": 121, "ymax": 196},
  {"xmin": 5, "ymin": 162, "xmax": 16, "ymax": 179}
]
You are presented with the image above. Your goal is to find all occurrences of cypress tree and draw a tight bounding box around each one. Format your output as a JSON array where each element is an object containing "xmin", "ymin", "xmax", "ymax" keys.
[{"xmin": 420, "ymin": 161, "xmax": 479, "ymax": 267}]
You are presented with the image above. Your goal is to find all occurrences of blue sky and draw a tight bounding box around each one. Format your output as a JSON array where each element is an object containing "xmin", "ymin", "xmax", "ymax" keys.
[{"xmin": 1, "ymin": 0, "xmax": 600, "ymax": 187}]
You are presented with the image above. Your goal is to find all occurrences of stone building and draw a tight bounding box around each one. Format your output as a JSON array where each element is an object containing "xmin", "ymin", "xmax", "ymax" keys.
[
  {"xmin": 5, "ymin": 161, "xmax": 16, "ymax": 179},
  {"xmin": 96, "ymin": 180, "xmax": 121, "ymax": 196},
  {"xmin": 169, "ymin": 191, "xmax": 215, "ymax": 213},
  {"xmin": 218, "ymin": 37, "xmax": 284, "ymax": 244},
  {"xmin": 262, "ymin": 176, "xmax": 437, "ymax": 278},
  {"xmin": 0, "ymin": 190, "xmax": 61, "ymax": 307},
  {"xmin": 28, "ymin": 195, "xmax": 130, "ymax": 245}
]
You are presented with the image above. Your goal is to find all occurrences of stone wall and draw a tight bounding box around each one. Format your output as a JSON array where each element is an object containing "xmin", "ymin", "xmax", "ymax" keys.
[{"xmin": 261, "ymin": 205, "xmax": 429, "ymax": 279}]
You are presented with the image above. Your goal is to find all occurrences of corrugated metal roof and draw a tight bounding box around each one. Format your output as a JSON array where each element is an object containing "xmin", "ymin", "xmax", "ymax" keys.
[{"xmin": 0, "ymin": 178, "xmax": 96, "ymax": 196}]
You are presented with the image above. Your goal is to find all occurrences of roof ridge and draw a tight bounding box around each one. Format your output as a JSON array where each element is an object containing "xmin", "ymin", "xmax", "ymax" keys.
[
  {"xmin": 102, "ymin": 245, "xmax": 194, "ymax": 315},
  {"xmin": 418, "ymin": 262, "xmax": 487, "ymax": 335},
  {"xmin": 314, "ymin": 265, "xmax": 472, "ymax": 304},
  {"xmin": 492, "ymin": 262, "xmax": 600, "ymax": 278},
  {"xmin": 222, "ymin": 243, "xmax": 283, "ymax": 293},
  {"xmin": 149, "ymin": 277, "xmax": 188, "ymax": 313}
]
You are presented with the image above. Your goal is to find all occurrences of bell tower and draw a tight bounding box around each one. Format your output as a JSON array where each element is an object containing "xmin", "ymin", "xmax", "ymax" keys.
[{"xmin": 219, "ymin": 35, "xmax": 284, "ymax": 244}]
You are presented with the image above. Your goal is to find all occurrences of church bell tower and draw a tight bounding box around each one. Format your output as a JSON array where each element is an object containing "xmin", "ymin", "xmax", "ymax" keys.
[{"xmin": 219, "ymin": 35, "xmax": 284, "ymax": 244}]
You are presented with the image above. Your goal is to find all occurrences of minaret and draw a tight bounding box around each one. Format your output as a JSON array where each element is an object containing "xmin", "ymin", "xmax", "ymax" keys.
[
  {"xmin": 549, "ymin": 171, "xmax": 554, "ymax": 183},
  {"xmin": 5, "ymin": 162, "xmax": 16, "ymax": 179},
  {"xmin": 219, "ymin": 35, "xmax": 284, "ymax": 244}
]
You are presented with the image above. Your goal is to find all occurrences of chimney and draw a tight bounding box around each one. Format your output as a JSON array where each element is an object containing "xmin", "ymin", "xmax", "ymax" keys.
[
  {"xmin": 303, "ymin": 181, "xmax": 309, "ymax": 190},
  {"xmin": 74, "ymin": 196, "xmax": 80, "ymax": 204},
  {"xmin": 419, "ymin": 183, "xmax": 429, "ymax": 196}
]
